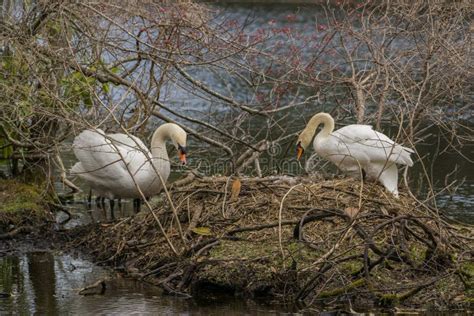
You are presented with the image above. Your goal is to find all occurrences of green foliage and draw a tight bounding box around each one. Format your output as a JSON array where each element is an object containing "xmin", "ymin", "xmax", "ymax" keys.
[
  {"xmin": 0, "ymin": 13, "xmax": 110, "ymax": 178},
  {"xmin": 102, "ymin": 82, "xmax": 110, "ymax": 94},
  {"xmin": 60, "ymin": 71, "xmax": 97, "ymax": 108},
  {"xmin": 1, "ymin": 52, "xmax": 41, "ymax": 116}
]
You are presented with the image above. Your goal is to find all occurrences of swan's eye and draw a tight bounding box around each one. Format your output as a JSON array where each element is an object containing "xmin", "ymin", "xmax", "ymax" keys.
[{"xmin": 296, "ymin": 143, "xmax": 304, "ymax": 160}]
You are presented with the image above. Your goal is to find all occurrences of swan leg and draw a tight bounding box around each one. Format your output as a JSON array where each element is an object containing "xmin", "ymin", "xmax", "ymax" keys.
[
  {"xmin": 95, "ymin": 196, "xmax": 102, "ymax": 209},
  {"xmin": 133, "ymin": 198, "xmax": 142, "ymax": 213},
  {"xmin": 110, "ymin": 199, "xmax": 115, "ymax": 220},
  {"xmin": 87, "ymin": 189, "xmax": 92, "ymax": 209},
  {"xmin": 137, "ymin": 199, "xmax": 142, "ymax": 213},
  {"xmin": 94, "ymin": 196, "xmax": 106, "ymax": 221}
]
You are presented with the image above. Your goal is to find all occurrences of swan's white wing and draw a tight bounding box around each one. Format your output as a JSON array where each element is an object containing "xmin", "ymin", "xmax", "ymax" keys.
[
  {"xmin": 108, "ymin": 133, "xmax": 149, "ymax": 153},
  {"xmin": 108, "ymin": 132, "xmax": 168, "ymax": 197},
  {"xmin": 72, "ymin": 129, "xmax": 125, "ymax": 179},
  {"xmin": 71, "ymin": 129, "xmax": 153, "ymax": 180},
  {"xmin": 107, "ymin": 133, "xmax": 152, "ymax": 176},
  {"xmin": 71, "ymin": 129, "xmax": 170, "ymax": 198},
  {"xmin": 333, "ymin": 125, "xmax": 414, "ymax": 166}
]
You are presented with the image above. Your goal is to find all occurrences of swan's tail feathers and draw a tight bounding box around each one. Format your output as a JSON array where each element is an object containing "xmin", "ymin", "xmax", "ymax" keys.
[
  {"xmin": 399, "ymin": 146, "xmax": 414, "ymax": 167},
  {"xmin": 70, "ymin": 162, "xmax": 84, "ymax": 175},
  {"xmin": 388, "ymin": 144, "xmax": 414, "ymax": 167},
  {"xmin": 403, "ymin": 146, "xmax": 415, "ymax": 154}
]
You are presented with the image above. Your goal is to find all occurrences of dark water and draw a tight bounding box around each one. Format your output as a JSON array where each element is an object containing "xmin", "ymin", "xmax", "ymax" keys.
[
  {"xmin": 1, "ymin": 252, "xmax": 472, "ymax": 315},
  {"xmin": 0, "ymin": 252, "xmax": 295, "ymax": 315}
]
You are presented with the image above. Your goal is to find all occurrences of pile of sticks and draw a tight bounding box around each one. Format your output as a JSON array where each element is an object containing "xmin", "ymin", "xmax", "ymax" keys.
[{"xmin": 71, "ymin": 175, "xmax": 474, "ymax": 309}]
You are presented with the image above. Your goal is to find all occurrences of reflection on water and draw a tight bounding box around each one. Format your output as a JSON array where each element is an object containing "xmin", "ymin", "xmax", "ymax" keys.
[
  {"xmin": 437, "ymin": 182, "xmax": 474, "ymax": 224},
  {"xmin": 57, "ymin": 200, "xmax": 138, "ymax": 229},
  {"xmin": 0, "ymin": 252, "xmax": 292, "ymax": 315},
  {"xmin": 1, "ymin": 252, "xmax": 471, "ymax": 315}
]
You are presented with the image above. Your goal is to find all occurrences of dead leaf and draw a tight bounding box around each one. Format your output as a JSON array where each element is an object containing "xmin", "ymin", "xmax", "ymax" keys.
[
  {"xmin": 344, "ymin": 207, "xmax": 360, "ymax": 219},
  {"xmin": 191, "ymin": 227, "xmax": 212, "ymax": 236},
  {"xmin": 230, "ymin": 178, "xmax": 241, "ymax": 201}
]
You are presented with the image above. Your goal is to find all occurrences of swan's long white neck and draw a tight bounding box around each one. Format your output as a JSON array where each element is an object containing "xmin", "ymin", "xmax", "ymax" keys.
[
  {"xmin": 150, "ymin": 124, "xmax": 176, "ymax": 162},
  {"xmin": 299, "ymin": 113, "xmax": 335, "ymax": 148}
]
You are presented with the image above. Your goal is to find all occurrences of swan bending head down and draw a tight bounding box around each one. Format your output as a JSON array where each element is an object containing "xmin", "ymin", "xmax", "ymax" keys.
[
  {"xmin": 295, "ymin": 112, "xmax": 414, "ymax": 198},
  {"xmin": 71, "ymin": 122, "xmax": 188, "ymax": 201},
  {"xmin": 154, "ymin": 123, "xmax": 188, "ymax": 165},
  {"xmin": 296, "ymin": 113, "xmax": 334, "ymax": 160}
]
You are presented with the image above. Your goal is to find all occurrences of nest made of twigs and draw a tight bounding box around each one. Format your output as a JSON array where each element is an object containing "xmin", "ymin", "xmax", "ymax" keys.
[{"xmin": 71, "ymin": 175, "xmax": 474, "ymax": 309}]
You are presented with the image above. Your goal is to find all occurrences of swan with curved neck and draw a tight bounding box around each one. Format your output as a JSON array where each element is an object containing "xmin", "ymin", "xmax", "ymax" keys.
[
  {"xmin": 296, "ymin": 113, "xmax": 414, "ymax": 198},
  {"xmin": 71, "ymin": 123, "xmax": 187, "ymax": 214},
  {"xmin": 297, "ymin": 113, "xmax": 335, "ymax": 159},
  {"xmin": 150, "ymin": 123, "xmax": 187, "ymax": 166}
]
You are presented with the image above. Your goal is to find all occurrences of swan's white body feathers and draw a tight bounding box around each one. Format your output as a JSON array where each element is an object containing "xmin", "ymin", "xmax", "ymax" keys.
[
  {"xmin": 71, "ymin": 129, "xmax": 170, "ymax": 199},
  {"xmin": 313, "ymin": 124, "xmax": 413, "ymax": 197}
]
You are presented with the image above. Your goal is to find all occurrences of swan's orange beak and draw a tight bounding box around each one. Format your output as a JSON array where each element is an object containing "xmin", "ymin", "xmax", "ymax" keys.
[
  {"xmin": 296, "ymin": 143, "xmax": 304, "ymax": 160},
  {"xmin": 178, "ymin": 146, "xmax": 187, "ymax": 165}
]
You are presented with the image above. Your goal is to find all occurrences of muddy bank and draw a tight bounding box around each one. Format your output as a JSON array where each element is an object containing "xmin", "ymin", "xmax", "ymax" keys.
[{"xmin": 59, "ymin": 176, "xmax": 473, "ymax": 311}]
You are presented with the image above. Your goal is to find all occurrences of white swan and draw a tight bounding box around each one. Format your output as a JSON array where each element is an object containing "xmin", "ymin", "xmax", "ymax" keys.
[
  {"xmin": 296, "ymin": 113, "xmax": 414, "ymax": 197},
  {"xmin": 71, "ymin": 123, "xmax": 187, "ymax": 212}
]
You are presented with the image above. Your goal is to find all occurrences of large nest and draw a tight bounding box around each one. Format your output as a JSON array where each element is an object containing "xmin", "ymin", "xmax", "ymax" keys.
[{"xmin": 71, "ymin": 175, "xmax": 474, "ymax": 310}]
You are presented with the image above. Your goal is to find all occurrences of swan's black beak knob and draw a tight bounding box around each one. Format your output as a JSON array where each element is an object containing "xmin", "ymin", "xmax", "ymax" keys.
[{"xmin": 178, "ymin": 145, "xmax": 187, "ymax": 165}]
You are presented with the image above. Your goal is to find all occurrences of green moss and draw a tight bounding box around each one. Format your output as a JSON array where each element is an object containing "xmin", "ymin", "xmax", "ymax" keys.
[
  {"xmin": 198, "ymin": 239, "xmax": 321, "ymax": 293},
  {"xmin": 317, "ymin": 278, "xmax": 366, "ymax": 299},
  {"xmin": 409, "ymin": 244, "xmax": 426, "ymax": 265},
  {"xmin": 378, "ymin": 293, "xmax": 400, "ymax": 306},
  {"xmin": 459, "ymin": 262, "xmax": 474, "ymax": 297},
  {"xmin": 209, "ymin": 240, "xmax": 276, "ymax": 260},
  {"xmin": 460, "ymin": 262, "xmax": 474, "ymax": 278},
  {"xmin": 0, "ymin": 179, "xmax": 50, "ymax": 231},
  {"xmin": 0, "ymin": 179, "xmax": 45, "ymax": 213},
  {"xmin": 286, "ymin": 241, "xmax": 323, "ymax": 265},
  {"xmin": 340, "ymin": 260, "xmax": 364, "ymax": 274}
]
